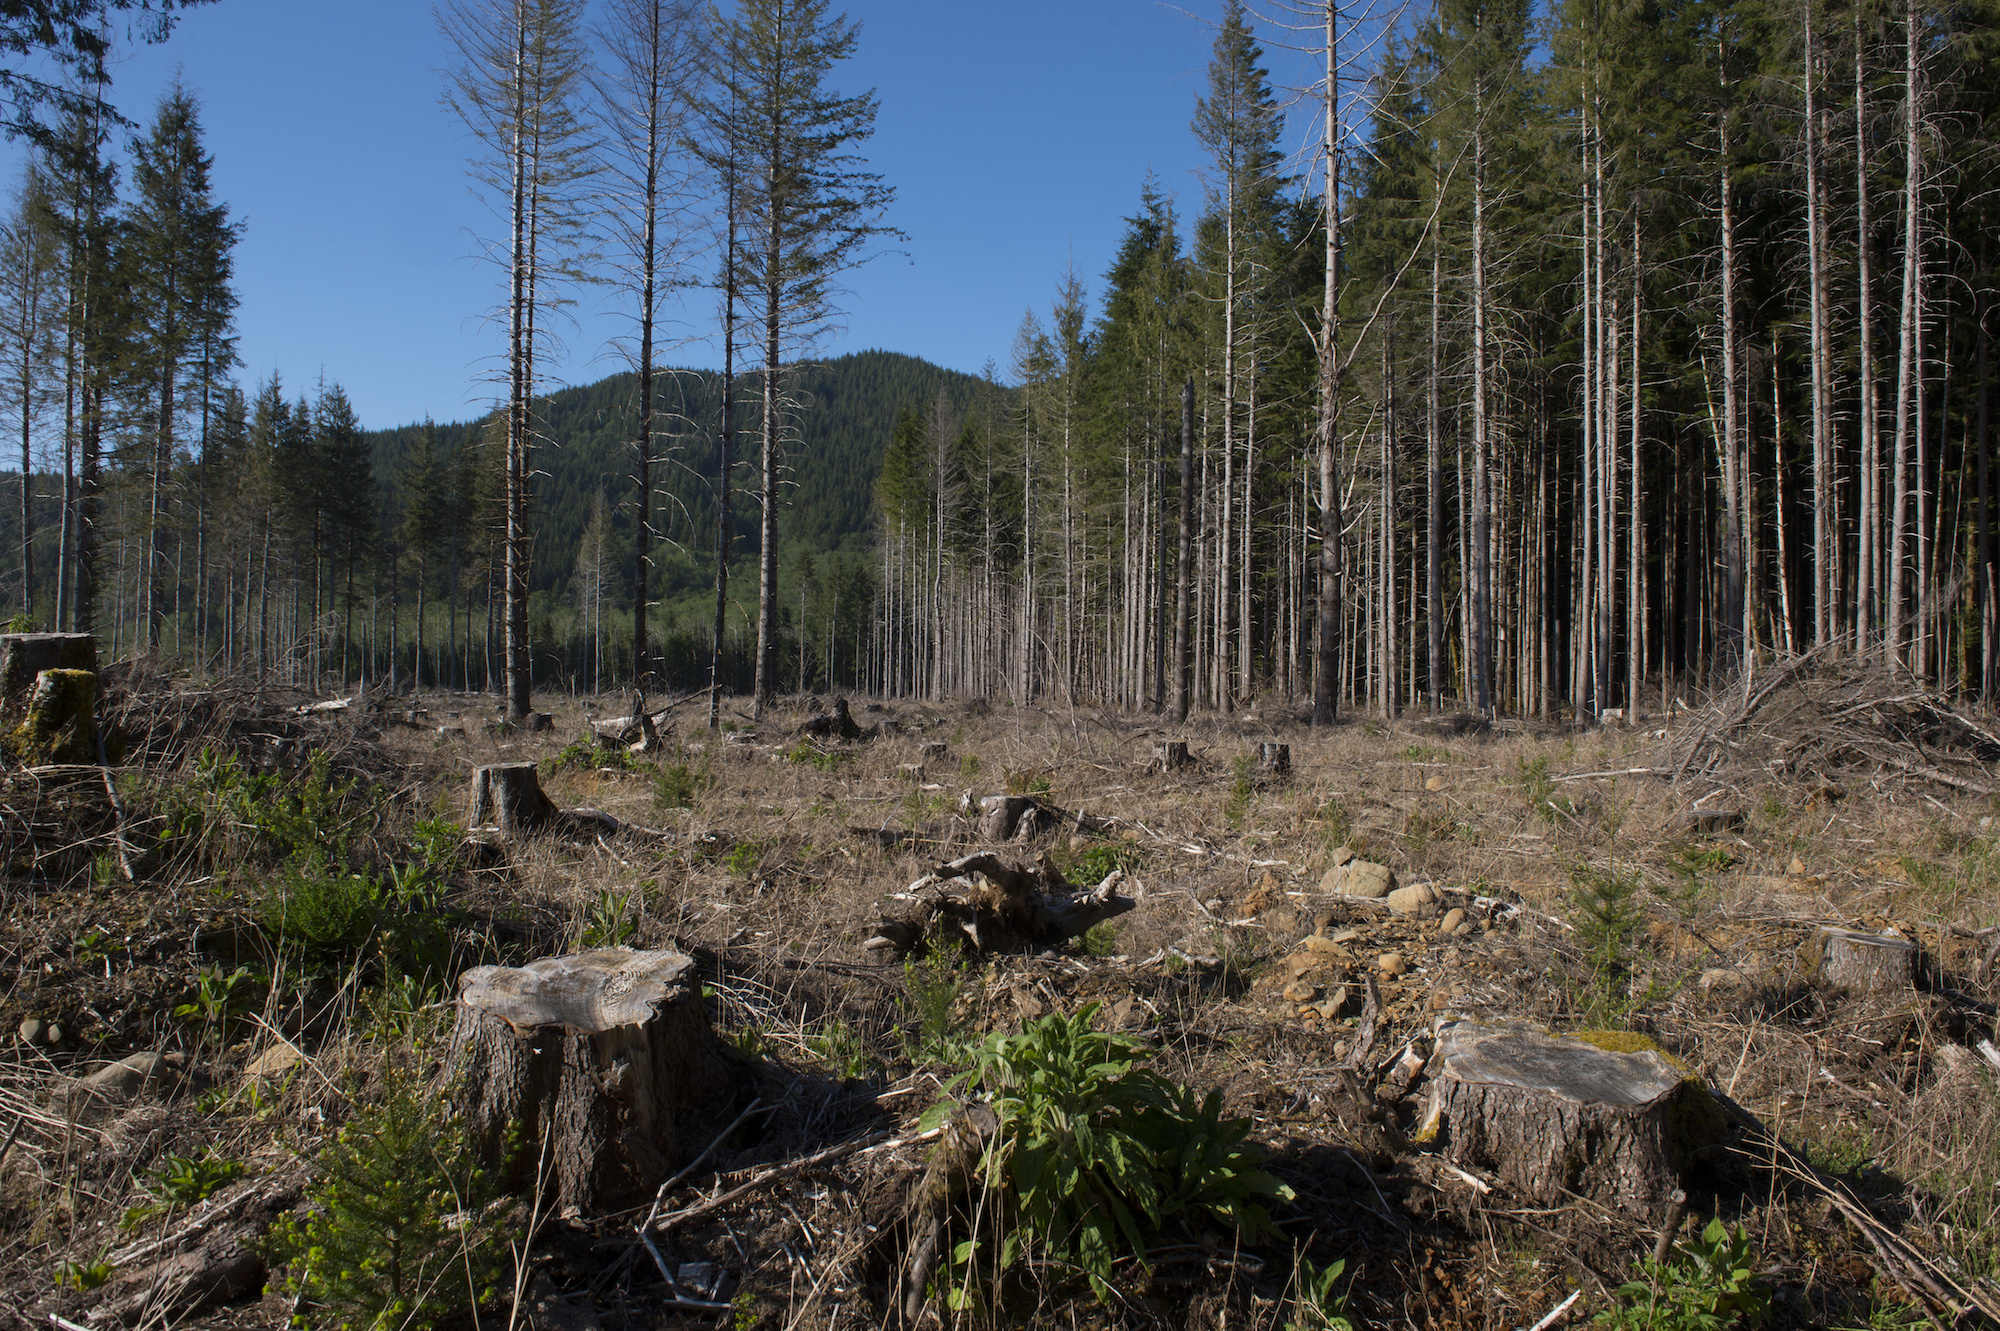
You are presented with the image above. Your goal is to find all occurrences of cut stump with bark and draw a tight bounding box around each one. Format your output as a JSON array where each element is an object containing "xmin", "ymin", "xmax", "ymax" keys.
[
  {"xmin": 11, "ymin": 667, "xmax": 97, "ymax": 763},
  {"xmin": 1420, "ymin": 1021, "xmax": 1724, "ymax": 1217},
  {"xmin": 0, "ymin": 632, "xmax": 95, "ymax": 708},
  {"xmin": 469, "ymin": 762, "xmax": 561, "ymax": 835},
  {"xmin": 448, "ymin": 948, "xmax": 731, "ymax": 1216},
  {"xmin": 1809, "ymin": 927, "xmax": 1917, "ymax": 994},
  {"xmin": 1257, "ymin": 743, "xmax": 1291, "ymax": 775},
  {"xmin": 1150, "ymin": 740, "xmax": 1190, "ymax": 773}
]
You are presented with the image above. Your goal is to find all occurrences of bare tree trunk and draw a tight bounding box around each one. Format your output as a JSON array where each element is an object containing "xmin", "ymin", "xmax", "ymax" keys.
[
  {"xmin": 1629, "ymin": 219, "xmax": 1644, "ymax": 716},
  {"xmin": 1173, "ymin": 376, "xmax": 1194, "ymax": 724},
  {"xmin": 1887, "ymin": 0, "xmax": 1919, "ymax": 671},
  {"xmin": 1718, "ymin": 42, "xmax": 1746, "ymax": 667},
  {"xmin": 1856, "ymin": 12, "xmax": 1878, "ymax": 653},
  {"xmin": 1804, "ymin": 0, "xmax": 1834, "ymax": 650},
  {"xmin": 503, "ymin": 17, "xmax": 533, "ymax": 722},
  {"xmin": 1427, "ymin": 224, "xmax": 1443, "ymax": 712},
  {"xmin": 1312, "ymin": 0, "xmax": 1342, "ymax": 728},
  {"xmin": 1470, "ymin": 102, "xmax": 1491, "ymax": 715},
  {"xmin": 1980, "ymin": 234, "xmax": 1994, "ymax": 699}
]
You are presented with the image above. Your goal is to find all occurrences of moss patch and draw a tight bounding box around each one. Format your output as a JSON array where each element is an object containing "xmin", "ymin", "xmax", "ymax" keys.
[{"xmin": 8, "ymin": 668, "xmax": 98, "ymax": 764}]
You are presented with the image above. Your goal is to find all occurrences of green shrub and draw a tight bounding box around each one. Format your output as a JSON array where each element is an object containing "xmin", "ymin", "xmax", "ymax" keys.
[
  {"xmin": 935, "ymin": 1005, "xmax": 1292, "ymax": 1304},
  {"xmin": 159, "ymin": 747, "xmax": 370, "ymax": 868},
  {"xmin": 808, "ymin": 1018, "xmax": 874, "ymax": 1080},
  {"xmin": 1592, "ymin": 1218, "xmax": 1769, "ymax": 1331},
  {"xmin": 542, "ymin": 737, "xmax": 651, "ymax": 775},
  {"xmin": 260, "ymin": 854, "xmax": 454, "ymax": 983},
  {"xmin": 902, "ymin": 947, "xmax": 971, "ymax": 1065},
  {"xmin": 1059, "ymin": 842, "xmax": 1141, "ymax": 887},
  {"xmin": 577, "ymin": 888, "xmax": 637, "ymax": 949},
  {"xmin": 785, "ymin": 742, "xmax": 849, "ymax": 772},
  {"xmin": 1224, "ymin": 753, "xmax": 1258, "ymax": 829},
  {"xmin": 1568, "ymin": 863, "xmax": 1652, "ymax": 1026},
  {"xmin": 122, "ymin": 1149, "xmax": 245, "ymax": 1229},
  {"xmin": 264, "ymin": 1065, "xmax": 509, "ymax": 1331},
  {"xmin": 654, "ymin": 755, "xmax": 716, "ymax": 809}
]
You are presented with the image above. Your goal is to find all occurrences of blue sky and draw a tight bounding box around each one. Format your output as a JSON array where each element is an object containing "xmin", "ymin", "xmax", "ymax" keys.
[{"xmin": 5, "ymin": 0, "xmax": 1333, "ymax": 431}]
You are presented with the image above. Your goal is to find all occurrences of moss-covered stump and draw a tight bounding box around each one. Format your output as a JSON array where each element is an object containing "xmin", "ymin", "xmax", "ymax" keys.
[
  {"xmin": 1807, "ymin": 926, "xmax": 1917, "ymax": 994},
  {"xmin": 1420, "ymin": 1021, "xmax": 1723, "ymax": 1217},
  {"xmin": 447, "ymin": 948, "xmax": 731, "ymax": 1216},
  {"xmin": 9, "ymin": 667, "xmax": 98, "ymax": 764}
]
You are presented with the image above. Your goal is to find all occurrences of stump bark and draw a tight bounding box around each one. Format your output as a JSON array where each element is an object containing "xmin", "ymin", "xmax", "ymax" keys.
[
  {"xmin": 863, "ymin": 853, "xmax": 1136, "ymax": 956},
  {"xmin": 975, "ymin": 794, "xmax": 1037, "ymax": 841},
  {"xmin": 12, "ymin": 667, "xmax": 97, "ymax": 763},
  {"xmin": 0, "ymin": 632, "xmax": 95, "ymax": 707},
  {"xmin": 469, "ymin": 762, "xmax": 560, "ymax": 834},
  {"xmin": 1421, "ymin": 1021, "xmax": 1721, "ymax": 1217},
  {"xmin": 1810, "ymin": 927, "xmax": 1917, "ymax": 994},
  {"xmin": 1257, "ymin": 743, "xmax": 1291, "ymax": 775},
  {"xmin": 1150, "ymin": 740, "xmax": 1190, "ymax": 773},
  {"xmin": 448, "ymin": 949, "xmax": 730, "ymax": 1216}
]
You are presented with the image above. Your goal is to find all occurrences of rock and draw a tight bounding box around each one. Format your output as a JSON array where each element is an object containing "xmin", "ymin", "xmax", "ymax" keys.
[
  {"xmin": 17, "ymin": 1016, "xmax": 46, "ymax": 1045},
  {"xmin": 1305, "ymin": 936, "xmax": 1354, "ymax": 959},
  {"xmin": 1386, "ymin": 882, "xmax": 1437, "ymax": 916},
  {"xmin": 1425, "ymin": 775, "xmax": 1445, "ymax": 792},
  {"xmin": 77, "ymin": 1051, "xmax": 171, "ymax": 1102},
  {"xmin": 1283, "ymin": 980, "xmax": 1320, "ymax": 1005},
  {"xmin": 1328, "ymin": 845, "xmax": 1356, "ymax": 868},
  {"xmin": 1377, "ymin": 952, "xmax": 1408, "ymax": 977},
  {"xmin": 1242, "ymin": 871, "xmax": 1282, "ymax": 915},
  {"xmin": 1438, "ymin": 907, "xmax": 1467, "ymax": 935},
  {"xmin": 245, "ymin": 1040, "xmax": 305, "ymax": 1079},
  {"xmin": 1788, "ymin": 857, "xmax": 1806, "ymax": 876},
  {"xmin": 1328, "ymin": 927, "xmax": 1362, "ymax": 944},
  {"xmin": 1698, "ymin": 968, "xmax": 1752, "ymax": 996},
  {"xmin": 1314, "ymin": 996, "xmax": 1346, "ymax": 1021},
  {"xmin": 1335, "ymin": 860, "xmax": 1395, "ymax": 899}
]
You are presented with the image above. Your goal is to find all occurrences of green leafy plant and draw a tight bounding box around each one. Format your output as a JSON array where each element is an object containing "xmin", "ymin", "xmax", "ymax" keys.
[
  {"xmin": 937, "ymin": 1005, "xmax": 1292, "ymax": 1304},
  {"xmin": 263, "ymin": 1065, "xmax": 508, "ymax": 1331},
  {"xmin": 958, "ymin": 752, "xmax": 981, "ymax": 781},
  {"xmin": 808, "ymin": 1018, "xmax": 874, "ymax": 1080},
  {"xmin": 55, "ymin": 1252, "xmax": 113, "ymax": 1292},
  {"xmin": 173, "ymin": 964, "xmax": 262, "ymax": 1044},
  {"xmin": 1060, "ymin": 842, "xmax": 1140, "ymax": 887},
  {"xmin": 722, "ymin": 839, "xmax": 764, "ymax": 878},
  {"xmin": 902, "ymin": 947, "xmax": 970, "ymax": 1065},
  {"xmin": 1224, "ymin": 753, "xmax": 1258, "ymax": 830},
  {"xmin": 578, "ymin": 888, "xmax": 637, "ymax": 949},
  {"xmin": 409, "ymin": 818, "xmax": 465, "ymax": 873},
  {"xmin": 785, "ymin": 741, "xmax": 848, "ymax": 772},
  {"xmin": 1287, "ymin": 1257, "xmax": 1356, "ymax": 1331},
  {"xmin": 122, "ymin": 1150, "xmax": 245, "ymax": 1229},
  {"xmin": 543, "ymin": 737, "xmax": 651, "ymax": 775},
  {"xmin": 1592, "ymin": 1218, "xmax": 1769, "ymax": 1331},
  {"xmin": 1080, "ymin": 921, "xmax": 1120, "ymax": 958},
  {"xmin": 1318, "ymin": 796, "xmax": 1354, "ymax": 849},
  {"xmin": 1518, "ymin": 755, "xmax": 1573, "ymax": 826},
  {"xmin": 654, "ymin": 755, "xmax": 716, "ymax": 809}
]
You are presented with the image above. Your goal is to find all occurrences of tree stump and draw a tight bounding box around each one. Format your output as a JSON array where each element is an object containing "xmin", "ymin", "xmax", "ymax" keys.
[
  {"xmin": 1810, "ymin": 927, "xmax": 1917, "ymax": 994},
  {"xmin": 1257, "ymin": 743, "xmax": 1291, "ymax": 775},
  {"xmin": 1150, "ymin": 740, "xmax": 1190, "ymax": 773},
  {"xmin": 919, "ymin": 740, "xmax": 948, "ymax": 764},
  {"xmin": 10, "ymin": 668, "xmax": 98, "ymax": 764},
  {"xmin": 448, "ymin": 949, "xmax": 731, "ymax": 1215},
  {"xmin": 1420, "ymin": 1021, "xmax": 1722, "ymax": 1218},
  {"xmin": 0, "ymin": 632, "xmax": 95, "ymax": 709},
  {"xmin": 469, "ymin": 762, "xmax": 560, "ymax": 834},
  {"xmin": 976, "ymin": 794, "xmax": 1037, "ymax": 841}
]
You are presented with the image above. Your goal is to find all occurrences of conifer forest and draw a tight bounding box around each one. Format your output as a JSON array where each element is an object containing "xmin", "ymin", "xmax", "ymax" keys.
[{"xmin": 3, "ymin": 0, "xmax": 2000, "ymax": 722}]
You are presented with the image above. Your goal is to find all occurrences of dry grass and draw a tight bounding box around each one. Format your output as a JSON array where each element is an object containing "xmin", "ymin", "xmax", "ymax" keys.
[{"xmin": 2, "ymin": 677, "xmax": 1997, "ymax": 1330}]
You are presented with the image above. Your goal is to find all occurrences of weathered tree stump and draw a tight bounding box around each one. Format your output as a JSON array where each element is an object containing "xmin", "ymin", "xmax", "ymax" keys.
[
  {"xmin": 1150, "ymin": 740, "xmax": 1190, "ymax": 773},
  {"xmin": 919, "ymin": 740, "xmax": 949, "ymax": 764},
  {"xmin": 1420, "ymin": 1021, "xmax": 1722, "ymax": 1217},
  {"xmin": 863, "ymin": 853, "xmax": 1136, "ymax": 956},
  {"xmin": 448, "ymin": 949, "xmax": 731, "ymax": 1215},
  {"xmin": 469, "ymin": 762, "xmax": 560, "ymax": 834},
  {"xmin": 1810, "ymin": 927, "xmax": 1917, "ymax": 994},
  {"xmin": 0, "ymin": 632, "xmax": 95, "ymax": 706},
  {"xmin": 797, "ymin": 697, "xmax": 863, "ymax": 740},
  {"xmin": 1257, "ymin": 742, "xmax": 1291, "ymax": 775},
  {"xmin": 975, "ymin": 794, "xmax": 1037, "ymax": 841}
]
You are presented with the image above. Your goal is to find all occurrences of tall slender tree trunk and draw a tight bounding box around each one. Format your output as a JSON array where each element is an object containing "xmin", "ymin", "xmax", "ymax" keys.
[
  {"xmin": 1174, "ymin": 376, "xmax": 1194, "ymax": 723},
  {"xmin": 1313, "ymin": 0, "xmax": 1342, "ymax": 728},
  {"xmin": 1887, "ymin": 0, "xmax": 1919, "ymax": 670},
  {"xmin": 1718, "ymin": 41, "xmax": 1746, "ymax": 666},
  {"xmin": 1804, "ymin": 0, "xmax": 1835, "ymax": 649},
  {"xmin": 503, "ymin": 16, "xmax": 533, "ymax": 721},
  {"xmin": 1470, "ymin": 102, "xmax": 1492, "ymax": 715},
  {"xmin": 1427, "ymin": 222, "xmax": 1443, "ymax": 712},
  {"xmin": 1855, "ymin": 12, "xmax": 1878, "ymax": 653}
]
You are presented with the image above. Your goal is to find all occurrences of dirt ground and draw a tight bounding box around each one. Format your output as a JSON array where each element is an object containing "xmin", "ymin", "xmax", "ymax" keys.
[{"xmin": 3, "ymin": 678, "xmax": 1997, "ymax": 1331}]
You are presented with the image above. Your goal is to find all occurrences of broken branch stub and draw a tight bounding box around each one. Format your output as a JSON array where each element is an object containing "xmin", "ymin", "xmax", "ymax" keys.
[
  {"xmin": 448, "ymin": 949, "xmax": 731, "ymax": 1215},
  {"xmin": 865, "ymin": 853, "xmax": 1136, "ymax": 956},
  {"xmin": 1420, "ymin": 1021, "xmax": 1725, "ymax": 1218}
]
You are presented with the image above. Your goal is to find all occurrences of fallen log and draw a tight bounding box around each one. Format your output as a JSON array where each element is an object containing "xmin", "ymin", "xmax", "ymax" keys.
[
  {"xmin": 863, "ymin": 852, "xmax": 1136, "ymax": 956},
  {"xmin": 449, "ymin": 949, "xmax": 733, "ymax": 1215}
]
